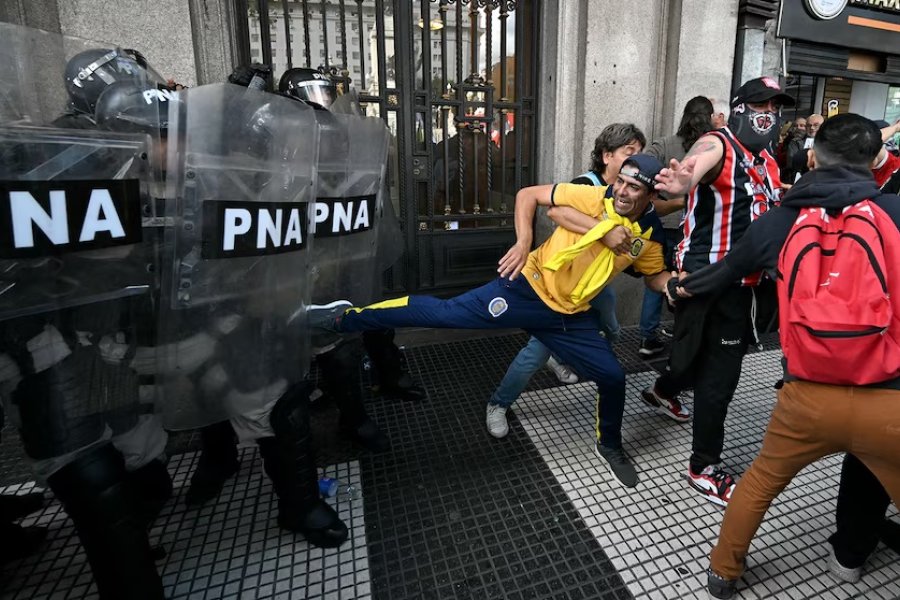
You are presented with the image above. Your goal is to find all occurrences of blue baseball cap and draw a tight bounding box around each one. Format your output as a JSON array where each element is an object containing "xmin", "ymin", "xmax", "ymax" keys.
[{"xmin": 620, "ymin": 154, "xmax": 664, "ymax": 191}]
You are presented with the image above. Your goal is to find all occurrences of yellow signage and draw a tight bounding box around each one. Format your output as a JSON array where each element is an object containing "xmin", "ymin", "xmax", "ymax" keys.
[{"xmin": 827, "ymin": 99, "xmax": 840, "ymax": 118}]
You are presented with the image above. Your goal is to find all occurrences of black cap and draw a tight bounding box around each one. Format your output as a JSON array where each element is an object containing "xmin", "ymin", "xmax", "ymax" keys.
[
  {"xmin": 620, "ymin": 154, "xmax": 664, "ymax": 191},
  {"xmin": 874, "ymin": 119, "xmax": 890, "ymax": 130},
  {"xmin": 731, "ymin": 77, "xmax": 795, "ymax": 109}
]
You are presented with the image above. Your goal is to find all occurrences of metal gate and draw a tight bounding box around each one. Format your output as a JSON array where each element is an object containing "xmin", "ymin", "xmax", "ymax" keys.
[{"xmin": 243, "ymin": 0, "xmax": 540, "ymax": 294}]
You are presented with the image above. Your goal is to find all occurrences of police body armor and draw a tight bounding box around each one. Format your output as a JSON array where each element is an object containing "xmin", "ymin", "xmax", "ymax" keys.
[
  {"xmin": 156, "ymin": 83, "xmax": 318, "ymax": 430},
  {"xmin": 0, "ymin": 24, "xmax": 165, "ymax": 463}
]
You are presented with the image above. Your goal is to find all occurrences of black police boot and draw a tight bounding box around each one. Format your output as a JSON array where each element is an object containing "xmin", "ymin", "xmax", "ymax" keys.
[
  {"xmin": 319, "ymin": 341, "xmax": 391, "ymax": 453},
  {"xmin": 362, "ymin": 329, "xmax": 426, "ymax": 401},
  {"xmin": 47, "ymin": 444, "xmax": 164, "ymax": 600},
  {"xmin": 258, "ymin": 384, "xmax": 348, "ymax": 548},
  {"xmin": 882, "ymin": 519, "xmax": 900, "ymax": 554},
  {"xmin": 125, "ymin": 458, "xmax": 173, "ymax": 524},
  {"xmin": 0, "ymin": 521, "xmax": 47, "ymax": 565},
  {"xmin": 0, "ymin": 491, "xmax": 45, "ymax": 522},
  {"xmin": 184, "ymin": 420, "xmax": 239, "ymax": 507},
  {"xmin": 378, "ymin": 373, "xmax": 427, "ymax": 402}
]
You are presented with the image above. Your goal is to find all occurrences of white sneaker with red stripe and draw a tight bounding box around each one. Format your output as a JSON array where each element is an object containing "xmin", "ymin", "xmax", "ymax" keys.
[
  {"xmin": 688, "ymin": 465, "xmax": 736, "ymax": 507},
  {"xmin": 641, "ymin": 386, "xmax": 691, "ymax": 422}
]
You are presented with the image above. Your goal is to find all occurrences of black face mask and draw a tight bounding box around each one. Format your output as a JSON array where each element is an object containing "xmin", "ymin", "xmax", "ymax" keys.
[{"xmin": 728, "ymin": 103, "xmax": 781, "ymax": 154}]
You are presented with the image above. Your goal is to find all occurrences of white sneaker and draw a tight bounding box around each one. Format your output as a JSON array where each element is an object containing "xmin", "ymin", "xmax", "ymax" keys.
[
  {"xmin": 827, "ymin": 545, "xmax": 862, "ymax": 583},
  {"xmin": 547, "ymin": 356, "xmax": 579, "ymax": 384},
  {"xmin": 486, "ymin": 404, "xmax": 509, "ymax": 438}
]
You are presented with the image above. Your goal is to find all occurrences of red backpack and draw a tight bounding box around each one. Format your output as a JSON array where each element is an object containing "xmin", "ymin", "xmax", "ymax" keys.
[{"xmin": 777, "ymin": 200, "xmax": 900, "ymax": 385}]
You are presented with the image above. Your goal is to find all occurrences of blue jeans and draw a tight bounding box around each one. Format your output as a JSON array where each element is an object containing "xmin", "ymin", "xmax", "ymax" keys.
[
  {"xmin": 639, "ymin": 288, "xmax": 663, "ymax": 340},
  {"xmin": 340, "ymin": 278, "xmax": 628, "ymax": 447},
  {"xmin": 490, "ymin": 286, "xmax": 620, "ymax": 409}
]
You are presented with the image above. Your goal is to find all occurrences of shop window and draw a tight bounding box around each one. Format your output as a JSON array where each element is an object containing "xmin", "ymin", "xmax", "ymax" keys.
[
  {"xmin": 886, "ymin": 86, "xmax": 900, "ymax": 124},
  {"xmin": 783, "ymin": 75, "xmax": 817, "ymax": 122}
]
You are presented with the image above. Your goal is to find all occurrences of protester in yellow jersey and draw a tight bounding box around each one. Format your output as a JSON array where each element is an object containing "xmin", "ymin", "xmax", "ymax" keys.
[
  {"xmin": 523, "ymin": 185, "xmax": 664, "ymax": 314},
  {"xmin": 308, "ymin": 155, "xmax": 675, "ymax": 486}
]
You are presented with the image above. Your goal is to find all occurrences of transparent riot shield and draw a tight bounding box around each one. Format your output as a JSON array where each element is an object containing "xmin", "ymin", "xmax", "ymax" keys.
[
  {"xmin": 157, "ymin": 83, "xmax": 318, "ymax": 430},
  {"xmin": 310, "ymin": 111, "xmax": 391, "ymax": 306},
  {"xmin": 0, "ymin": 24, "xmax": 165, "ymax": 463}
]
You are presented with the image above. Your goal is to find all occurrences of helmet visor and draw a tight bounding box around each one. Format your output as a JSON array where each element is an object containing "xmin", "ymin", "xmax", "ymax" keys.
[{"xmin": 293, "ymin": 81, "xmax": 337, "ymax": 108}]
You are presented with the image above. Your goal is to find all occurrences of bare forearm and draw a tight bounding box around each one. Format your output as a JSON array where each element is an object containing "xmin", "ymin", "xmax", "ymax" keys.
[
  {"xmin": 681, "ymin": 136, "xmax": 724, "ymax": 189},
  {"xmin": 652, "ymin": 197, "xmax": 684, "ymax": 217},
  {"xmin": 513, "ymin": 188, "xmax": 538, "ymax": 247},
  {"xmin": 547, "ymin": 206, "xmax": 599, "ymax": 234},
  {"xmin": 645, "ymin": 271, "xmax": 673, "ymax": 293},
  {"xmin": 883, "ymin": 121, "xmax": 900, "ymax": 143}
]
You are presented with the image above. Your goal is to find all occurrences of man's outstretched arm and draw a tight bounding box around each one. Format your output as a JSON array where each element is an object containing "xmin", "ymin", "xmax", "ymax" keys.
[
  {"xmin": 497, "ymin": 184, "xmax": 554, "ymax": 279},
  {"xmin": 654, "ymin": 134, "xmax": 725, "ymax": 197}
]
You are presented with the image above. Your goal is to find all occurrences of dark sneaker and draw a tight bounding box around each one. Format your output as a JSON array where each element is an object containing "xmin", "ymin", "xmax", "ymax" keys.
[
  {"xmin": 0, "ymin": 523, "xmax": 47, "ymax": 565},
  {"xmin": 307, "ymin": 300, "xmax": 352, "ymax": 332},
  {"xmin": 0, "ymin": 492, "xmax": 45, "ymax": 521},
  {"xmin": 185, "ymin": 457, "xmax": 239, "ymax": 507},
  {"xmin": 641, "ymin": 386, "xmax": 691, "ymax": 422},
  {"xmin": 594, "ymin": 443, "xmax": 638, "ymax": 488},
  {"xmin": 659, "ymin": 326, "xmax": 674, "ymax": 339},
  {"xmin": 379, "ymin": 374, "xmax": 427, "ymax": 402},
  {"xmin": 827, "ymin": 544, "xmax": 862, "ymax": 583},
  {"xmin": 688, "ymin": 465, "xmax": 736, "ymax": 507},
  {"xmin": 706, "ymin": 568, "xmax": 736, "ymax": 599},
  {"xmin": 638, "ymin": 337, "xmax": 666, "ymax": 357}
]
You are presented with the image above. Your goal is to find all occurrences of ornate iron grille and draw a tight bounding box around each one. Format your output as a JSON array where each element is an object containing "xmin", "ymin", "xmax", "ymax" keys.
[{"xmin": 244, "ymin": 0, "xmax": 540, "ymax": 293}]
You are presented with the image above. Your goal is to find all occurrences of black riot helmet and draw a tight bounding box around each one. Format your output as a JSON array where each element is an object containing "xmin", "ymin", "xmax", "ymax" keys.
[
  {"xmin": 94, "ymin": 81, "xmax": 175, "ymax": 136},
  {"xmin": 64, "ymin": 47, "xmax": 166, "ymax": 116},
  {"xmin": 278, "ymin": 67, "xmax": 337, "ymax": 109}
]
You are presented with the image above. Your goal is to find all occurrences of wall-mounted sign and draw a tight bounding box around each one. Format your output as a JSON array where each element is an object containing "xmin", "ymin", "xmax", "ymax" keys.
[
  {"xmin": 827, "ymin": 99, "xmax": 841, "ymax": 117},
  {"xmin": 780, "ymin": 0, "xmax": 900, "ymax": 53},
  {"xmin": 805, "ymin": 0, "xmax": 849, "ymax": 20},
  {"xmin": 850, "ymin": 0, "xmax": 900, "ymax": 17}
]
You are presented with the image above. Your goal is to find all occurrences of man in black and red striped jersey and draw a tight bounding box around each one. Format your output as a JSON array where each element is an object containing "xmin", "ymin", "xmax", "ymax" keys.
[{"xmin": 640, "ymin": 77, "xmax": 793, "ymax": 507}]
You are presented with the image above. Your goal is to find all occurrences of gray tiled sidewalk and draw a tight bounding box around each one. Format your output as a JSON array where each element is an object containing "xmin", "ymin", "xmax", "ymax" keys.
[
  {"xmin": 517, "ymin": 350, "xmax": 900, "ymax": 600},
  {"xmin": 2, "ymin": 453, "xmax": 368, "ymax": 600},
  {"xmin": 1, "ymin": 334, "xmax": 898, "ymax": 599}
]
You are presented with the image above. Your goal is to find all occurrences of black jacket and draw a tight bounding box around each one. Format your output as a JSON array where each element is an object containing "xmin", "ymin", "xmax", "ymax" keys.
[{"xmin": 679, "ymin": 165, "xmax": 900, "ymax": 387}]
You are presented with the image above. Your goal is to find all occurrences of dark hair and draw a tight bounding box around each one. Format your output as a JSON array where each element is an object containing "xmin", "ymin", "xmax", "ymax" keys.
[
  {"xmin": 675, "ymin": 96, "xmax": 714, "ymax": 152},
  {"xmin": 814, "ymin": 113, "xmax": 882, "ymax": 169},
  {"xmin": 590, "ymin": 123, "xmax": 646, "ymax": 173}
]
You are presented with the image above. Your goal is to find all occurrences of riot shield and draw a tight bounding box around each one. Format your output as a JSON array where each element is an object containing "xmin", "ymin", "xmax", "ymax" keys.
[
  {"xmin": 310, "ymin": 111, "xmax": 391, "ymax": 306},
  {"xmin": 157, "ymin": 83, "xmax": 318, "ymax": 430},
  {"xmin": 0, "ymin": 24, "xmax": 164, "ymax": 462}
]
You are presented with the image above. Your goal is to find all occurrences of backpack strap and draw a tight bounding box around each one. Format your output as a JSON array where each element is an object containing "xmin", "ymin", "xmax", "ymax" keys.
[{"xmin": 577, "ymin": 171, "xmax": 603, "ymax": 187}]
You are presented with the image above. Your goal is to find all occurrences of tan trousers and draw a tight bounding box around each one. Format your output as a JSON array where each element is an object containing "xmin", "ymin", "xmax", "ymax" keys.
[{"xmin": 709, "ymin": 380, "xmax": 900, "ymax": 579}]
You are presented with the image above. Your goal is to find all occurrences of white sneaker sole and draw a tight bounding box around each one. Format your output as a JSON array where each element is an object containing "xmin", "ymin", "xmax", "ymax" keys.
[
  {"xmin": 640, "ymin": 390, "xmax": 691, "ymax": 423},
  {"xmin": 686, "ymin": 475, "xmax": 730, "ymax": 507},
  {"xmin": 827, "ymin": 546, "xmax": 862, "ymax": 583},
  {"xmin": 487, "ymin": 426, "xmax": 508, "ymax": 439},
  {"xmin": 297, "ymin": 300, "xmax": 353, "ymax": 326},
  {"xmin": 638, "ymin": 348, "xmax": 664, "ymax": 357},
  {"xmin": 307, "ymin": 300, "xmax": 353, "ymax": 310}
]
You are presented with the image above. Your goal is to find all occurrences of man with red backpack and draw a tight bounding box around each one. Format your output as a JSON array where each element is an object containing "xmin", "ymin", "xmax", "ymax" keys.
[{"xmin": 667, "ymin": 113, "xmax": 900, "ymax": 599}]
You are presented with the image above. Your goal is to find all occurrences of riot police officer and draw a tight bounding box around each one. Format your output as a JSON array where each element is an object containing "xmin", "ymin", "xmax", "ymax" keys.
[
  {"xmin": 183, "ymin": 66, "xmax": 424, "ymax": 528},
  {"xmin": 0, "ymin": 30, "xmax": 172, "ymax": 599}
]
